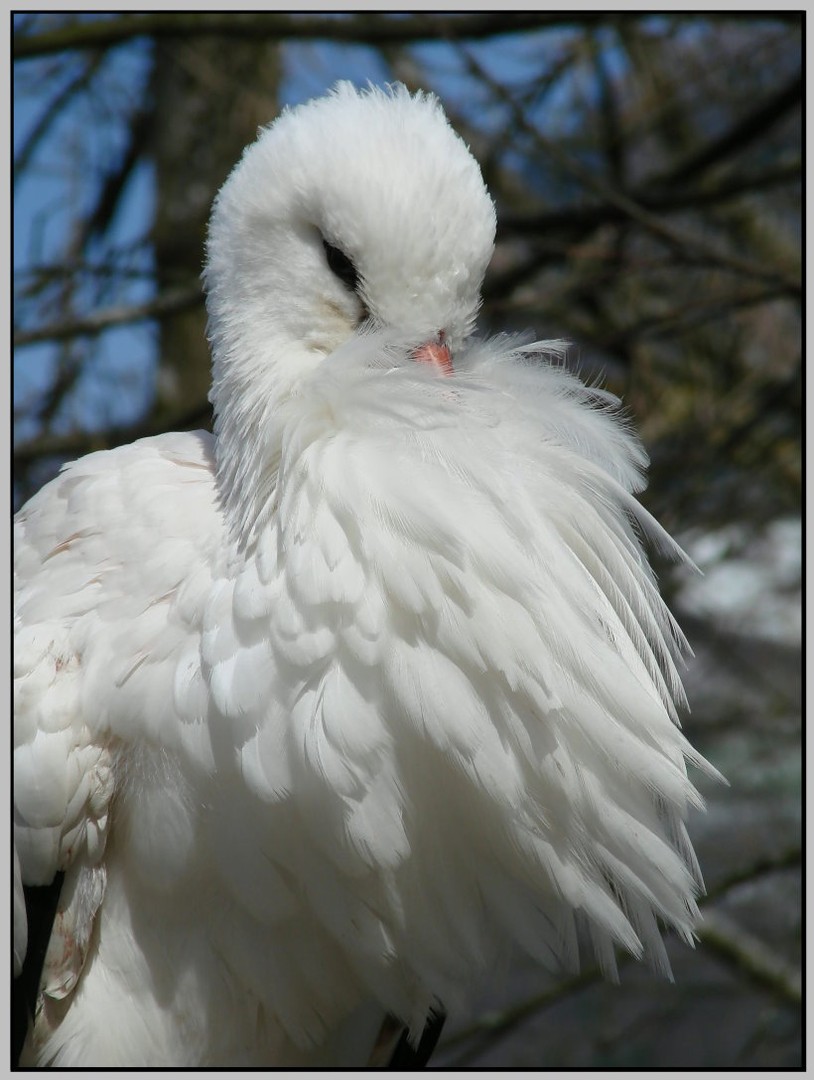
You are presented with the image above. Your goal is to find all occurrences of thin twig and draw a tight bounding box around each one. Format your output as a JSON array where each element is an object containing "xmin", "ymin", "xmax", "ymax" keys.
[
  {"xmin": 500, "ymin": 161, "xmax": 801, "ymax": 237},
  {"xmin": 657, "ymin": 72, "xmax": 801, "ymax": 187},
  {"xmin": 14, "ymin": 286, "xmax": 202, "ymax": 347},
  {"xmin": 14, "ymin": 52, "xmax": 105, "ymax": 179},
  {"xmin": 460, "ymin": 46, "xmax": 800, "ymax": 297},
  {"xmin": 13, "ymin": 13, "xmax": 605, "ymax": 60},
  {"xmin": 13, "ymin": 400, "xmax": 213, "ymax": 468},
  {"xmin": 698, "ymin": 910, "xmax": 801, "ymax": 1005}
]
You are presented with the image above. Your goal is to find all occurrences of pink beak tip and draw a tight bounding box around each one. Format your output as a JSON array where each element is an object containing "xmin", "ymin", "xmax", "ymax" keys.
[{"xmin": 411, "ymin": 338, "xmax": 454, "ymax": 376}]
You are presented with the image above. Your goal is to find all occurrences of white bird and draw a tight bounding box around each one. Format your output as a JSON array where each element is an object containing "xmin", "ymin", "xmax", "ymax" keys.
[{"xmin": 14, "ymin": 82, "xmax": 719, "ymax": 1067}]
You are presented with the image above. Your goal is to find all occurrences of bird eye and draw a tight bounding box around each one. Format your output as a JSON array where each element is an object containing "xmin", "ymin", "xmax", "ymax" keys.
[{"xmin": 323, "ymin": 240, "xmax": 360, "ymax": 293}]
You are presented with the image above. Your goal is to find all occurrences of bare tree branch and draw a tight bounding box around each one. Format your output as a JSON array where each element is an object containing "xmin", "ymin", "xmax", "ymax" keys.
[
  {"xmin": 606, "ymin": 286, "xmax": 796, "ymax": 349},
  {"xmin": 657, "ymin": 71, "xmax": 802, "ymax": 187},
  {"xmin": 461, "ymin": 47, "xmax": 800, "ymax": 296},
  {"xmin": 78, "ymin": 106, "xmax": 153, "ymax": 248},
  {"xmin": 500, "ymin": 161, "xmax": 801, "ymax": 236},
  {"xmin": 439, "ymin": 967, "xmax": 599, "ymax": 1067},
  {"xmin": 14, "ymin": 286, "xmax": 202, "ymax": 348},
  {"xmin": 13, "ymin": 12, "xmax": 605, "ymax": 60},
  {"xmin": 13, "ymin": 400, "xmax": 213, "ymax": 467},
  {"xmin": 703, "ymin": 846, "xmax": 801, "ymax": 903},
  {"xmin": 14, "ymin": 52, "xmax": 104, "ymax": 179},
  {"xmin": 698, "ymin": 911, "xmax": 801, "ymax": 1006}
]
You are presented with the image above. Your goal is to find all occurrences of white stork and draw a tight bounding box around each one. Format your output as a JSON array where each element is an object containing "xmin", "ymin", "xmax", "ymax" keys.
[{"xmin": 13, "ymin": 82, "xmax": 719, "ymax": 1067}]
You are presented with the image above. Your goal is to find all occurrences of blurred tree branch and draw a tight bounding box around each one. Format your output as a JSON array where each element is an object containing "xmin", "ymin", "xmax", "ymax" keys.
[
  {"xmin": 13, "ymin": 52, "xmax": 104, "ymax": 178},
  {"xmin": 13, "ymin": 399, "xmax": 213, "ymax": 468},
  {"xmin": 461, "ymin": 45, "xmax": 800, "ymax": 296},
  {"xmin": 655, "ymin": 71, "xmax": 801, "ymax": 187},
  {"xmin": 76, "ymin": 106, "xmax": 153, "ymax": 250},
  {"xmin": 500, "ymin": 161, "xmax": 800, "ymax": 237},
  {"xmin": 13, "ymin": 12, "xmax": 606, "ymax": 59},
  {"xmin": 14, "ymin": 285, "xmax": 202, "ymax": 348},
  {"xmin": 698, "ymin": 911, "xmax": 801, "ymax": 1005}
]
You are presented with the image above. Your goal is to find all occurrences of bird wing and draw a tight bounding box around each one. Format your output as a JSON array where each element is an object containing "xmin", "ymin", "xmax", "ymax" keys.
[{"xmin": 14, "ymin": 430, "xmax": 223, "ymax": 1009}]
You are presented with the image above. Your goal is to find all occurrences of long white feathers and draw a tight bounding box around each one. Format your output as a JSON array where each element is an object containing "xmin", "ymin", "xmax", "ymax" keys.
[
  {"xmin": 14, "ymin": 82, "xmax": 717, "ymax": 1067},
  {"xmin": 14, "ymin": 341, "xmax": 717, "ymax": 1064}
]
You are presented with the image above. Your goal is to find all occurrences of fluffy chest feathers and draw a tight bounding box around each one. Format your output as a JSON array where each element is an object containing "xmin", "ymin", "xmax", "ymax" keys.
[{"xmin": 178, "ymin": 337, "xmax": 712, "ymax": 1037}]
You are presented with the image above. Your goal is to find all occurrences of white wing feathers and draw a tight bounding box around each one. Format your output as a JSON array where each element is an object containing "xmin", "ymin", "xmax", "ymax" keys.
[
  {"xmin": 14, "ymin": 339, "xmax": 718, "ymax": 1056},
  {"xmin": 14, "ymin": 432, "xmax": 222, "ymax": 1013}
]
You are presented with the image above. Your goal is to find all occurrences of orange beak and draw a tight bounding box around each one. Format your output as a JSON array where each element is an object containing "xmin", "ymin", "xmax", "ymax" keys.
[{"xmin": 411, "ymin": 332, "xmax": 453, "ymax": 376}]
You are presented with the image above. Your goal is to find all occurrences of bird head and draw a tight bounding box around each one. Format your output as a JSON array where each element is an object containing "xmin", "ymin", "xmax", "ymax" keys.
[{"xmin": 204, "ymin": 82, "xmax": 496, "ymax": 537}]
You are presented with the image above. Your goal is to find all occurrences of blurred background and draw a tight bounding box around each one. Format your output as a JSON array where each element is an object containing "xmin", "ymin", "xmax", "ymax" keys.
[{"xmin": 13, "ymin": 12, "xmax": 801, "ymax": 1069}]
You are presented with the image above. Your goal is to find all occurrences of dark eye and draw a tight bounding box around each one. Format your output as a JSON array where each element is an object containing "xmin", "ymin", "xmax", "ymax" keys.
[{"xmin": 323, "ymin": 239, "xmax": 360, "ymax": 293}]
